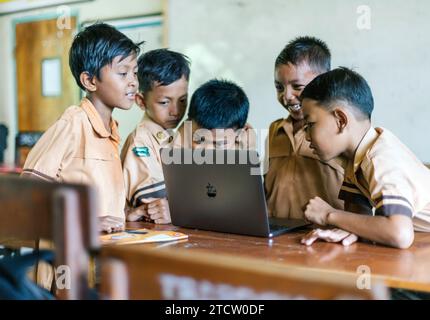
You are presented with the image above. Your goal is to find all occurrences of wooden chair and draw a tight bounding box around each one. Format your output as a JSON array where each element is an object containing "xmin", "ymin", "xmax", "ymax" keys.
[
  {"xmin": 0, "ymin": 175, "xmax": 99, "ymax": 299},
  {"xmin": 14, "ymin": 131, "xmax": 43, "ymax": 168},
  {"xmin": 0, "ymin": 123, "xmax": 8, "ymax": 164},
  {"xmin": 100, "ymin": 245, "xmax": 388, "ymax": 300}
]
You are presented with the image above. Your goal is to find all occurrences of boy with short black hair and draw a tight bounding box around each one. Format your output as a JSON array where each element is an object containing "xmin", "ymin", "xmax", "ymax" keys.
[
  {"xmin": 122, "ymin": 49, "xmax": 190, "ymax": 224},
  {"xmin": 300, "ymin": 67, "xmax": 430, "ymax": 248},
  {"xmin": 22, "ymin": 23, "xmax": 141, "ymax": 233},
  {"xmin": 174, "ymin": 79, "xmax": 255, "ymax": 150},
  {"xmin": 265, "ymin": 36, "xmax": 345, "ymax": 219}
]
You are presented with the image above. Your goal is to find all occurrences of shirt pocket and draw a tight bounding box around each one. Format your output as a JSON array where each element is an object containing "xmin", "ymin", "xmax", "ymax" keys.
[{"xmin": 68, "ymin": 143, "xmax": 117, "ymax": 183}]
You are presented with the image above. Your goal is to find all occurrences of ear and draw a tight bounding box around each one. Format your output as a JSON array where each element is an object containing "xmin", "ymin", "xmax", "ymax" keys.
[
  {"xmin": 333, "ymin": 108, "xmax": 348, "ymax": 133},
  {"xmin": 79, "ymin": 72, "xmax": 97, "ymax": 92},
  {"xmin": 135, "ymin": 92, "xmax": 146, "ymax": 111}
]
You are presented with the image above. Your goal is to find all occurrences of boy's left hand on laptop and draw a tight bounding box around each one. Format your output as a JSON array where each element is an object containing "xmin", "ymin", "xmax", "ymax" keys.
[{"xmin": 301, "ymin": 228, "xmax": 358, "ymax": 246}]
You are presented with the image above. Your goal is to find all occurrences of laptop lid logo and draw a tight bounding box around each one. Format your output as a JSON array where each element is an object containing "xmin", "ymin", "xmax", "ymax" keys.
[{"xmin": 206, "ymin": 183, "xmax": 217, "ymax": 198}]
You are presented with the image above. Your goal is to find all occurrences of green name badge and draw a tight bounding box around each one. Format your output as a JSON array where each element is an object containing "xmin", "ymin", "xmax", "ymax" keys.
[{"xmin": 132, "ymin": 146, "xmax": 150, "ymax": 157}]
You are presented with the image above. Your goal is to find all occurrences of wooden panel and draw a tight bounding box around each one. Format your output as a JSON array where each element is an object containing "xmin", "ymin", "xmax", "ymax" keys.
[
  {"xmin": 0, "ymin": 175, "xmax": 98, "ymax": 248},
  {"xmin": 0, "ymin": 175, "xmax": 99, "ymax": 299},
  {"xmin": 124, "ymin": 222, "xmax": 430, "ymax": 293},
  {"xmin": 101, "ymin": 245, "xmax": 388, "ymax": 300},
  {"xmin": 16, "ymin": 17, "xmax": 79, "ymax": 131}
]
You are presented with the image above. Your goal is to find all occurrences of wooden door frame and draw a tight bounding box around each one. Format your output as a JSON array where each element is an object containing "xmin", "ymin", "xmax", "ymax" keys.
[{"xmin": 12, "ymin": 10, "xmax": 79, "ymax": 136}]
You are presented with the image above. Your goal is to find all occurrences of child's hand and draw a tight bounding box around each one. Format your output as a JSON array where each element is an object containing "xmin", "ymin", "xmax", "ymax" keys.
[
  {"xmin": 301, "ymin": 228, "xmax": 358, "ymax": 246},
  {"xmin": 99, "ymin": 215, "xmax": 125, "ymax": 233},
  {"xmin": 126, "ymin": 205, "xmax": 149, "ymax": 222},
  {"xmin": 304, "ymin": 196, "xmax": 335, "ymax": 226},
  {"xmin": 141, "ymin": 197, "xmax": 171, "ymax": 224}
]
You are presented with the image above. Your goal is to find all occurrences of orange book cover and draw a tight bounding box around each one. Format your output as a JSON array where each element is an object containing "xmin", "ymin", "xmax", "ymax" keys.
[{"xmin": 100, "ymin": 228, "xmax": 188, "ymax": 245}]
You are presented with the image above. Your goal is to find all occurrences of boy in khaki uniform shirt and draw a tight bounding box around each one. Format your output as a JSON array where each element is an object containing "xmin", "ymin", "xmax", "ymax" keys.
[
  {"xmin": 265, "ymin": 37, "xmax": 344, "ymax": 219},
  {"xmin": 21, "ymin": 23, "xmax": 140, "ymax": 289},
  {"xmin": 301, "ymin": 67, "xmax": 430, "ymax": 249},
  {"xmin": 127, "ymin": 79, "xmax": 256, "ymax": 223},
  {"xmin": 22, "ymin": 23, "xmax": 141, "ymax": 233},
  {"xmin": 122, "ymin": 49, "xmax": 190, "ymax": 224}
]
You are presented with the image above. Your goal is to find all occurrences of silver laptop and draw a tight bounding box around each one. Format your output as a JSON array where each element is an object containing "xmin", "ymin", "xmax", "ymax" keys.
[{"xmin": 160, "ymin": 148, "xmax": 310, "ymax": 237}]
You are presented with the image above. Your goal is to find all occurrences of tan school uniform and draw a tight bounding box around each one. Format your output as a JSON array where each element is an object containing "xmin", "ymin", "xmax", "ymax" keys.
[
  {"xmin": 22, "ymin": 97, "xmax": 125, "ymax": 220},
  {"xmin": 339, "ymin": 127, "xmax": 430, "ymax": 232},
  {"xmin": 21, "ymin": 97, "xmax": 125, "ymax": 290},
  {"xmin": 264, "ymin": 117, "xmax": 345, "ymax": 219},
  {"xmin": 121, "ymin": 114, "xmax": 175, "ymax": 208}
]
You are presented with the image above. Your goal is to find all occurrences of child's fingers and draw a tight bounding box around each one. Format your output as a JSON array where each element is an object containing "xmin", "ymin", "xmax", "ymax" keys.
[
  {"xmin": 148, "ymin": 211, "xmax": 164, "ymax": 220},
  {"xmin": 111, "ymin": 224, "xmax": 125, "ymax": 233},
  {"xmin": 100, "ymin": 216, "xmax": 124, "ymax": 233},
  {"xmin": 324, "ymin": 229, "xmax": 349, "ymax": 242},
  {"xmin": 126, "ymin": 208, "xmax": 148, "ymax": 221},
  {"xmin": 302, "ymin": 229, "xmax": 341, "ymax": 244},
  {"xmin": 140, "ymin": 197, "xmax": 158, "ymax": 204},
  {"xmin": 154, "ymin": 219, "xmax": 169, "ymax": 224},
  {"xmin": 301, "ymin": 229, "xmax": 321, "ymax": 246},
  {"xmin": 342, "ymin": 233, "xmax": 358, "ymax": 246},
  {"xmin": 147, "ymin": 200, "xmax": 162, "ymax": 209},
  {"xmin": 147, "ymin": 206, "xmax": 161, "ymax": 215},
  {"xmin": 126, "ymin": 213, "xmax": 140, "ymax": 222},
  {"xmin": 103, "ymin": 226, "xmax": 113, "ymax": 234}
]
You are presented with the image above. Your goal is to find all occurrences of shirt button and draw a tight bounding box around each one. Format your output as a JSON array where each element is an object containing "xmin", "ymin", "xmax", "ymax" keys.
[{"xmin": 156, "ymin": 132, "xmax": 165, "ymax": 140}]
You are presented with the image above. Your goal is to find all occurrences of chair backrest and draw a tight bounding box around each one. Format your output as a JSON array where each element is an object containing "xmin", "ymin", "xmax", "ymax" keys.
[
  {"xmin": 0, "ymin": 175, "xmax": 99, "ymax": 299},
  {"xmin": 0, "ymin": 124, "xmax": 8, "ymax": 164},
  {"xmin": 15, "ymin": 131, "xmax": 43, "ymax": 167},
  {"xmin": 100, "ymin": 245, "xmax": 388, "ymax": 300}
]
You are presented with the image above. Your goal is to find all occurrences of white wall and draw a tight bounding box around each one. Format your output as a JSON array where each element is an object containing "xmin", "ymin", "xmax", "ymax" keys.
[
  {"xmin": 2, "ymin": 0, "xmax": 430, "ymax": 163},
  {"xmin": 0, "ymin": 0, "xmax": 162, "ymax": 164},
  {"xmin": 167, "ymin": 0, "xmax": 430, "ymax": 162}
]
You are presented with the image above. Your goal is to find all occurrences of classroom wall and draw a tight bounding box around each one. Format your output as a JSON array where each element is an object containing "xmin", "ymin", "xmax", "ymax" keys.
[
  {"xmin": 2, "ymin": 0, "xmax": 430, "ymax": 164},
  {"xmin": 0, "ymin": 0, "xmax": 162, "ymax": 164},
  {"xmin": 166, "ymin": 0, "xmax": 430, "ymax": 162}
]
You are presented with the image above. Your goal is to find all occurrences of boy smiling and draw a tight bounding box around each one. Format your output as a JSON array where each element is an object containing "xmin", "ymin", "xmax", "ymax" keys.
[
  {"xmin": 265, "ymin": 37, "xmax": 344, "ymax": 219},
  {"xmin": 22, "ymin": 23, "xmax": 141, "ymax": 233}
]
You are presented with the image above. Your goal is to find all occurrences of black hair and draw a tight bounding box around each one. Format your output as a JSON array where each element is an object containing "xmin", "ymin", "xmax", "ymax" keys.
[
  {"xmin": 275, "ymin": 36, "xmax": 331, "ymax": 73},
  {"xmin": 69, "ymin": 22, "xmax": 142, "ymax": 91},
  {"xmin": 188, "ymin": 79, "xmax": 249, "ymax": 129},
  {"xmin": 137, "ymin": 49, "xmax": 190, "ymax": 93},
  {"xmin": 301, "ymin": 67, "xmax": 374, "ymax": 120}
]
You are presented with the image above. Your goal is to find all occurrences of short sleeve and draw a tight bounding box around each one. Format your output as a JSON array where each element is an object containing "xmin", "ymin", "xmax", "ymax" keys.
[
  {"xmin": 362, "ymin": 155, "xmax": 414, "ymax": 218},
  {"xmin": 22, "ymin": 119, "xmax": 76, "ymax": 181},
  {"xmin": 338, "ymin": 171, "xmax": 373, "ymax": 211},
  {"xmin": 121, "ymin": 133, "xmax": 166, "ymax": 208}
]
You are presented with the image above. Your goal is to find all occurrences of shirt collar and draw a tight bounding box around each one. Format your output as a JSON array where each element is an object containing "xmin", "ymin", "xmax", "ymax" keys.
[
  {"xmin": 141, "ymin": 113, "xmax": 174, "ymax": 143},
  {"xmin": 275, "ymin": 116, "xmax": 306, "ymax": 144},
  {"xmin": 275, "ymin": 117, "xmax": 290, "ymax": 136},
  {"xmin": 80, "ymin": 97, "xmax": 120, "ymax": 144},
  {"xmin": 353, "ymin": 126, "xmax": 380, "ymax": 172}
]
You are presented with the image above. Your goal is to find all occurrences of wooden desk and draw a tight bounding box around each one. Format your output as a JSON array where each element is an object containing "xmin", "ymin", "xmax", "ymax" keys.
[{"xmin": 120, "ymin": 222, "xmax": 430, "ymax": 293}]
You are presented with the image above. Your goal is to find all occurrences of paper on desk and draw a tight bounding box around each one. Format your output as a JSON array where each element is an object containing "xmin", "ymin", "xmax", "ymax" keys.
[{"xmin": 100, "ymin": 228, "xmax": 188, "ymax": 245}]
